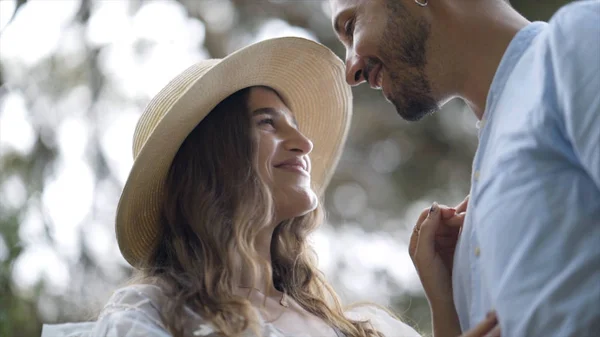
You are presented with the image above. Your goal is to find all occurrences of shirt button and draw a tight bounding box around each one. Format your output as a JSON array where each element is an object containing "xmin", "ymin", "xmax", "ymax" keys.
[
  {"xmin": 474, "ymin": 171, "xmax": 481, "ymax": 181},
  {"xmin": 474, "ymin": 247, "xmax": 481, "ymax": 257}
]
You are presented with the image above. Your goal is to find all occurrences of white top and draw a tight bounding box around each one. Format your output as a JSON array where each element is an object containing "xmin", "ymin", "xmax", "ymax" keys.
[{"xmin": 41, "ymin": 284, "xmax": 421, "ymax": 337}]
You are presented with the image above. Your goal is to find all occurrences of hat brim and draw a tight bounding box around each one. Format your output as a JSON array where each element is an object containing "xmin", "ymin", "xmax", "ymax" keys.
[{"xmin": 116, "ymin": 37, "xmax": 352, "ymax": 268}]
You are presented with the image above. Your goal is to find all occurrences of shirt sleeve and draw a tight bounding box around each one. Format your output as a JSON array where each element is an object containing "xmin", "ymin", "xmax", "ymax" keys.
[
  {"xmin": 89, "ymin": 285, "xmax": 219, "ymax": 337},
  {"xmin": 90, "ymin": 309, "xmax": 172, "ymax": 337},
  {"xmin": 345, "ymin": 305, "xmax": 422, "ymax": 337},
  {"xmin": 41, "ymin": 322, "xmax": 96, "ymax": 337},
  {"xmin": 38, "ymin": 286, "xmax": 173, "ymax": 337},
  {"xmin": 89, "ymin": 285, "xmax": 172, "ymax": 337},
  {"xmin": 550, "ymin": 0, "xmax": 600, "ymax": 189}
]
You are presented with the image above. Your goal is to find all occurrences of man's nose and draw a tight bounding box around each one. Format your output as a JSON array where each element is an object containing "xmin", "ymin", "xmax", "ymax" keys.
[{"xmin": 345, "ymin": 54, "xmax": 366, "ymax": 86}]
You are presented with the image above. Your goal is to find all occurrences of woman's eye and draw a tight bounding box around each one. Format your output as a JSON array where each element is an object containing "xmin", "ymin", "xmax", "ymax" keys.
[{"xmin": 258, "ymin": 118, "xmax": 275, "ymax": 127}]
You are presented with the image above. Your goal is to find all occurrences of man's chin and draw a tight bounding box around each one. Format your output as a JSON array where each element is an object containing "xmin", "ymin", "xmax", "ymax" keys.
[{"xmin": 392, "ymin": 98, "xmax": 438, "ymax": 122}]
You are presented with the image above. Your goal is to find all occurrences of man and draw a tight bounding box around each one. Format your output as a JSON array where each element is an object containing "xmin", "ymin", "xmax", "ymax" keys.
[{"xmin": 330, "ymin": 0, "xmax": 600, "ymax": 336}]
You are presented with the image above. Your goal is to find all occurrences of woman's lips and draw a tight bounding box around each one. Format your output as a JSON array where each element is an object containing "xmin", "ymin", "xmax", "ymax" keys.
[{"xmin": 276, "ymin": 164, "xmax": 310, "ymax": 176}]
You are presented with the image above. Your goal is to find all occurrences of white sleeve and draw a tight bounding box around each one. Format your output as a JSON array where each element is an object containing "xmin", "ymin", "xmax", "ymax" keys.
[
  {"xmin": 90, "ymin": 309, "xmax": 172, "ymax": 337},
  {"xmin": 345, "ymin": 305, "xmax": 422, "ymax": 337},
  {"xmin": 89, "ymin": 285, "xmax": 173, "ymax": 337},
  {"xmin": 40, "ymin": 285, "xmax": 220, "ymax": 337},
  {"xmin": 91, "ymin": 285, "xmax": 223, "ymax": 337},
  {"xmin": 41, "ymin": 322, "xmax": 96, "ymax": 337},
  {"xmin": 39, "ymin": 285, "xmax": 171, "ymax": 337}
]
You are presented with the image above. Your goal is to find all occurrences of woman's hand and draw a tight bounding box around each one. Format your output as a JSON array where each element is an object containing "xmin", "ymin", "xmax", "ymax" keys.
[
  {"xmin": 408, "ymin": 196, "xmax": 501, "ymax": 337},
  {"xmin": 409, "ymin": 196, "xmax": 468, "ymax": 306},
  {"xmin": 460, "ymin": 312, "xmax": 501, "ymax": 337}
]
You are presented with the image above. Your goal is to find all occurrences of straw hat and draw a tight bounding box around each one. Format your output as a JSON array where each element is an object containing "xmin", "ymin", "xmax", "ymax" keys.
[{"xmin": 116, "ymin": 37, "xmax": 352, "ymax": 268}]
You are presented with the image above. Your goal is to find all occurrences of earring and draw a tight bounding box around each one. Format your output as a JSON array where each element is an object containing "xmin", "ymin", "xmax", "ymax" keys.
[{"xmin": 415, "ymin": 0, "xmax": 428, "ymax": 7}]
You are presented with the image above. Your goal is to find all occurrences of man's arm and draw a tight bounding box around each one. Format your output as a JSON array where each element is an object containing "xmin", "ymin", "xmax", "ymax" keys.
[
  {"xmin": 551, "ymin": 0, "xmax": 600, "ymax": 188},
  {"xmin": 482, "ymin": 2, "xmax": 600, "ymax": 336}
]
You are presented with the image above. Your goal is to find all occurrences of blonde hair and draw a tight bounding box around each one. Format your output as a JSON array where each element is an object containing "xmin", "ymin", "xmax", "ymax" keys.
[{"xmin": 135, "ymin": 87, "xmax": 387, "ymax": 337}]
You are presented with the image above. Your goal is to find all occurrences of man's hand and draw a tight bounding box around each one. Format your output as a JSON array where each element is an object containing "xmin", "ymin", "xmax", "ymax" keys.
[{"xmin": 460, "ymin": 312, "xmax": 501, "ymax": 337}]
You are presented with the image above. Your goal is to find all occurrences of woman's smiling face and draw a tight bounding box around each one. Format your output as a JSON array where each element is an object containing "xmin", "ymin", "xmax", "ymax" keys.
[{"xmin": 248, "ymin": 86, "xmax": 318, "ymax": 223}]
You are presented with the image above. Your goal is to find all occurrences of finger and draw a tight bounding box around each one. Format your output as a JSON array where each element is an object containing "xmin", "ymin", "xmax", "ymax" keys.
[
  {"xmin": 418, "ymin": 205, "xmax": 455, "ymax": 225},
  {"xmin": 443, "ymin": 213, "xmax": 466, "ymax": 227},
  {"xmin": 414, "ymin": 204, "xmax": 453, "ymax": 231},
  {"xmin": 460, "ymin": 311, "xmax": 497, "ymax": 337},
  {"xmin": 435, "ymin": 228, "xmax": 460, "ymax": 238},
  {"xmin": 417, "ymin": 202, "xmax": 443, "ymax": 247},
  {"xmin": 484, "ymin": 324, "xmax": 501, "ymax": 337},
  {"xmin": 440, "ymin": 206, "xmax": 457, "ymax": 220},
  {"xmin": 410, "ymin": 205, "xmax": 437, "ymax": 260},
  {"xmin": 435, "ymin": 247, "xmax": 456, "ymax": 257},
  {"xmin": 409, "ymin": 223, "xmax": 419, "ymax": 260},
  {"xmin": 435, "ymin": 236, "xmax": 460, "ymax": 247},
  {"xmin": 435, "ymin": 227, "xmax": 461, "ymax": 237},
  {"xmin": 435, "ymin": 242, "xmax": 459, "ymax": 252},
  {"xmin": 412, "ymin": 203, "xmax": 455, "ymax": 260},
  {"xmin": 436, "ymin": 218, "xmax": 462, "ymax": 233},
  {"xmin": 455, "ymin": 195, "xmax": 470, "ymax": 213},
  {"xmin": 416, "ymin": 207, "xmax": 430, "ymax": 227}
]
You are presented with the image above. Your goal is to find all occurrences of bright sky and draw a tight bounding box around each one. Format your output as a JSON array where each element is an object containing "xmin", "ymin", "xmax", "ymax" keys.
[{"xmin": 0, "ymin": 0, "xmax": 423, "ymax": 312}]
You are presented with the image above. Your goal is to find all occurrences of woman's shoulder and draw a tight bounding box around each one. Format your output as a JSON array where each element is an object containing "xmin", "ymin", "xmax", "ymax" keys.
[
  {"xmin": 89, "ymin": 284, "xmax": 174, "ymax": 337},
  {"xmin": 41, "ymin": 284, "xmax": 172, "ymax": 337},
  {"xmin": 344, "ymin": 305, "xmax": 422, "ymax": 337},
  {"xmin": 101, "ymin": 284, "xmax": 166, "ymax": 314},
  {"xmin": 98, "ymin": 284, "xmax": 222, "ymax": 336}
]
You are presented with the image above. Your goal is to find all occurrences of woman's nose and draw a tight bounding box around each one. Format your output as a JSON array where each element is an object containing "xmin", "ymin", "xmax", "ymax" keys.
[{"xmin": 283, "ymin": 129, "xmax": 313, "ymax": 154}]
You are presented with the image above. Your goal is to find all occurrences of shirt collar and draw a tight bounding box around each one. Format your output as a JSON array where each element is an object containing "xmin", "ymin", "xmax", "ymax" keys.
[{"xmin": 478, "ymin": 22, "xmax": 547, "ymax": 134}]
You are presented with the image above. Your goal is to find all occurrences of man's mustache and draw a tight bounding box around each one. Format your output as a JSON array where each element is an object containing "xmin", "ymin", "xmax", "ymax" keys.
[{"xmin": 363, "ymin": 58, "xmax": 381, "ymax": 85}]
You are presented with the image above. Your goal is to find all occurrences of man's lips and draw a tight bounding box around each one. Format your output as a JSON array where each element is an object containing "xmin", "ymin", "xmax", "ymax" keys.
[{"xmin": 368, "ymin": 63, "xmax": 383, "ymax": 90}]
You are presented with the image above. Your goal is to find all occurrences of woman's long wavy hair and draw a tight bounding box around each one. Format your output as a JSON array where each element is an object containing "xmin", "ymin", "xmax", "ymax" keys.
[{"xmin": 135, "ymin": 86, "xmax": 385, "ymax": 337}]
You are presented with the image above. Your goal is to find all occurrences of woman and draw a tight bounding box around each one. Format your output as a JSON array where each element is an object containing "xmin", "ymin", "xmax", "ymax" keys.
[{"xmin": 42, "ymin": 37, "xmax": 498, "ymax": 337}]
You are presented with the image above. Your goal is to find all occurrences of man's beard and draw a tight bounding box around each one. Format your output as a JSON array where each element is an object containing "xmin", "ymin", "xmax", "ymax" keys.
[{"xmin": 381, "ymin": 0, "xmax": 439, "ymax": 121}]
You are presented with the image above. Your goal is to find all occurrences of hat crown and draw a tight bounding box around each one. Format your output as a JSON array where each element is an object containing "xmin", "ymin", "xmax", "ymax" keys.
[{"xmin": 132, "ymin": 59, "xmax": 221, "ymax": 159}]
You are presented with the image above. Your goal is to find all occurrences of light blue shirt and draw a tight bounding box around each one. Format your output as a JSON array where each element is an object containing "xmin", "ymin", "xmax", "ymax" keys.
[{"xmin": 453, "ymin": 1, "xmax": 600, "ymax": 336}]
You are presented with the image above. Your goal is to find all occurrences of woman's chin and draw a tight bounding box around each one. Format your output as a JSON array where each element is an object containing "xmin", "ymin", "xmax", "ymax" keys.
[{"xmin": 275, "ymin": 188, "xmax": 318, "ymax": 221}]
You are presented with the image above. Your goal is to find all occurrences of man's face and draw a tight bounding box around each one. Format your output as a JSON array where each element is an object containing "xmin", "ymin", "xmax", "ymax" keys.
[{"xmin": 331, "ymin": 0, "xmax": 439, "ymax": 121}]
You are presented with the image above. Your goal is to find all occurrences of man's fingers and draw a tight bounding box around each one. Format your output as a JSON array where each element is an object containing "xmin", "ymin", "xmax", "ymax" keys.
[
  {"xmin": 444, "ymin": 213, "xmax": 466, "ymax": 227},
  {"xmin": 485, "ymin": 324, "xmax": 501, "ymax": 337},
  {"xmin": 440, "ymin": 206, "xmax": 456, "ymax": 219},
  {"xmin": 455, "ymin": 195, "xmax": 470, "ymax": 213},
  {"xmin": 461, "ymin": 311, "xmax": 498, "ymax": 337}
]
